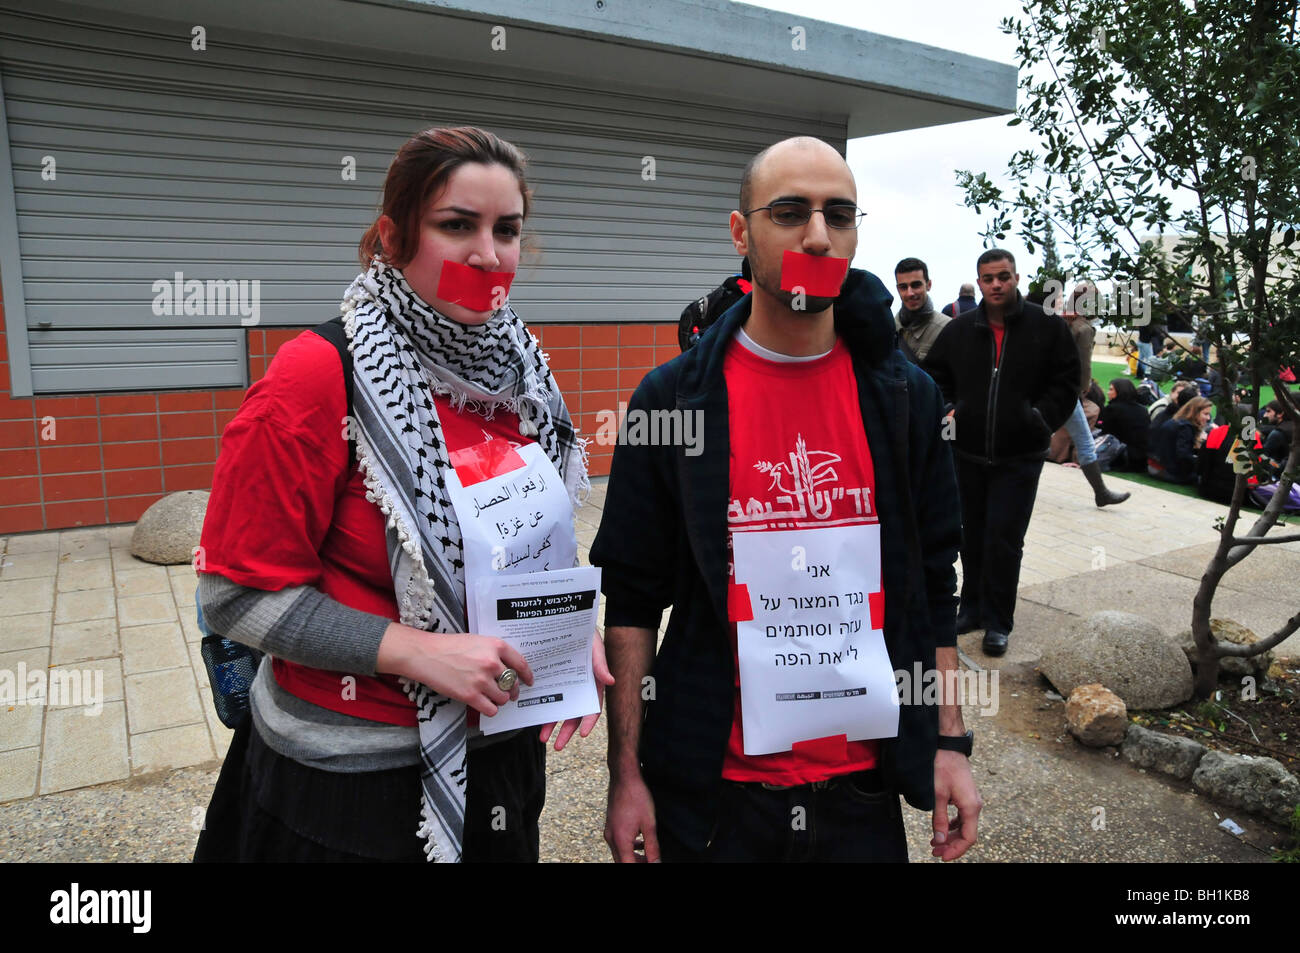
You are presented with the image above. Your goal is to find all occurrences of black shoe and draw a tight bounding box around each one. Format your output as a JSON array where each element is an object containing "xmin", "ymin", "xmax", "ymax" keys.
[
  {"xmin": 982, "ymin": 629, "xmax": 1009, "ymax": 656},
  {"xmin": 955, "ymin": 610, "xmax": 980, "ymax": 634}
]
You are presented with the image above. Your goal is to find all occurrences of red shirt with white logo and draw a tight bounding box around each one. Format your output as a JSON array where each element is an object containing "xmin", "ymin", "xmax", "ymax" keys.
[{"xmin": 722, "ymin": 334, "xmax": 882, "ymax": 784}]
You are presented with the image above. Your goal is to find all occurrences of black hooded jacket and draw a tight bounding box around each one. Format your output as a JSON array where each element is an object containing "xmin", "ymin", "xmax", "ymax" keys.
[
  {"xmin": 590, "ymin": 269, "xmax": 961, "ymax": 849},
  {"xmin": 922, "ymin": 292, "xmax": 1080, "ymax": 464}
]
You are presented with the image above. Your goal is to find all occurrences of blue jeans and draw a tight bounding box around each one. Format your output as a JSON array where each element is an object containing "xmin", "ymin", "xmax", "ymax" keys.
[
  {"xmin": 1063, "ymin": 400, "xmax": 1097, "ymax": 465},
  {"xmin": 1137, "ymin": 339, "xmax": 1154, "ymax": 377},
  {"xmin": 656, "ymin": 770, "xmax": 908, "ymax": 863}
]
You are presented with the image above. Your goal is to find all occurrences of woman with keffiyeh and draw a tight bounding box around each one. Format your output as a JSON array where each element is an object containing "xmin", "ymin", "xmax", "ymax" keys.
[{"xmin": 193, "ymin": 127, "xmax": 611, "ymax": 863}]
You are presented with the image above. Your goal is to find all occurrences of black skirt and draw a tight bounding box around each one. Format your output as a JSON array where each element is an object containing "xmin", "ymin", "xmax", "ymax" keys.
[{"xmin": 194, "ymin": 719, "xmax": 545, "ymax": 863}]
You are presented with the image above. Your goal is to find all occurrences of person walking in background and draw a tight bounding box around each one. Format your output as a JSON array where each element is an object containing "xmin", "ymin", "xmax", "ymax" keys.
[
  {"xmin": 1058, "ymin": 282, "xmax": 1130, "ymax": 506},
  {"xmin": 923, "ymin": 249, "xmax": 1079, "ymax": 658}
]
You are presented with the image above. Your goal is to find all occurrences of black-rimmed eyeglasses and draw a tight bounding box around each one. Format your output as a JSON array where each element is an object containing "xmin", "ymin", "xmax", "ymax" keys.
[{"xmin": 742, "ymin": 200, "xmax": 865, "ymax": 230}]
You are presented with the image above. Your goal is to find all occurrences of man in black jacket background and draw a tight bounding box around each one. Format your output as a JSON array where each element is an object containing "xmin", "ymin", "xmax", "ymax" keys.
[{"xmin": 923, "ymin": 249, "xmax": 1079, "ymax": 657}]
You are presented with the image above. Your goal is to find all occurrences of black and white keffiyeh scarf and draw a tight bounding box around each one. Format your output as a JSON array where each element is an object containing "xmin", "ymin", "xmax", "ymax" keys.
[{"xmin": 339, "ymin": 259, "xmax": 588, "ymax": 862}]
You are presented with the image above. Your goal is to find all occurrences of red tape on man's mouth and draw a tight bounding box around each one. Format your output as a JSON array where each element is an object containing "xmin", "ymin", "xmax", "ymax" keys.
[
  {"xmin": 435, "ymin": 260, "xmax": 515, "ymax": 312},
  {"xmin": 779, "ymin": 251, "xmax": 849, "ymax": 298}
]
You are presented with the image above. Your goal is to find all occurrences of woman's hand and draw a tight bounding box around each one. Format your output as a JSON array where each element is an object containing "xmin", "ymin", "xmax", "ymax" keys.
[
  {"xmin": 538, "ymin": 629, "xmax": 615, "ymax": 751},
  {"xmin": 376, "ymin": 622, "xmax": 534, "ymax": 717}
]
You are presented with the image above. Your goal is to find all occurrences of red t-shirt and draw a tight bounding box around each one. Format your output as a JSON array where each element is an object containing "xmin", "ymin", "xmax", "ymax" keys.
[
  {"xmin": 199, "ymin": 330, "xmax": 529, "ymax": 725},
  {"xmin": 991, "ymin": 322, "xmax": 1006, "ymax": 364},
  {"xmin": 722, "ymin": 336, "xmax": 881, "ymax": 784}
]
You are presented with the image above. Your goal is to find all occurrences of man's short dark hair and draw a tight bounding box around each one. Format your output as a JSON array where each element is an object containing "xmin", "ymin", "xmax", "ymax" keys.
[
  {"xmin": 977, "ymin": 248, "xmax": 1016, "ymax": 271},
  {"xmin": 894, "ymin": 257, "xmax": 929, "ymax": 280}
]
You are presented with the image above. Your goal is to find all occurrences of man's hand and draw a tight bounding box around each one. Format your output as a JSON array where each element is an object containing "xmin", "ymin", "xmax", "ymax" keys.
[
  {"xmin": 931, "ymin": 749, "xmax": 982, "ymax": 861},
  {"xmin": 539, "ymin": 629, "xmax": 615, "ymax": 750},
  {"xmin": 604, "ymin": 772, "xmax": 661, "ymax": 863}
]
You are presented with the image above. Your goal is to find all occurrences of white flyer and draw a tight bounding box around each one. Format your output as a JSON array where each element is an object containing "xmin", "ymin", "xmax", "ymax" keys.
[
  {"xmin": 444, "ymin": 440, "xmax": 579, "ymax": 585},
  {"xmin": 732, "ymin": 524, "xmax": 899, "ymax": 755},
  {"xmin": 472, "ymin": 566, "xmax": 602, "ymax": 735}
]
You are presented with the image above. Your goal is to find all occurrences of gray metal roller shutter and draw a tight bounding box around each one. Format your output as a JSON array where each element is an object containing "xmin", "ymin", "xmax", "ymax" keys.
[{"xmin": 0, "ymin": 2, "xmax": 845, "ymax": 393}]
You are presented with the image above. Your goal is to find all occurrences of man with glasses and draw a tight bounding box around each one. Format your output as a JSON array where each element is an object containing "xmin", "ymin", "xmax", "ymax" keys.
[
  {"xmin": 922, "ymin": 250, "xmax": 1079, "ymax": 658},
  {"xmin": 592, "ymin": 137, "xmax": 979, "ymax": 863}
]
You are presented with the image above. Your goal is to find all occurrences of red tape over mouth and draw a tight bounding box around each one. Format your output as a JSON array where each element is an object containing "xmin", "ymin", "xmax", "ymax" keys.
[
  {"xmin": 435, "ymin": 260, "xmax": 515, "ymax": 312},
  {"xmin": 779, "ymin": 251, "xmax": 849, "ymax": 298}
]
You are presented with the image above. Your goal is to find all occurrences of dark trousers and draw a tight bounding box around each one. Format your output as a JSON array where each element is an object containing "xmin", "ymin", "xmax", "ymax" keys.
[
  {"xmin": 656, "ymin": 770, "xmax": 908, "ymax": 863},
  {"xmin": 194, "ymin": 720, "xmax": 544, "ymax": 863},
  {"xmin": 954, "ymin": 455, "xmax": 1044, "ymax": 634}
]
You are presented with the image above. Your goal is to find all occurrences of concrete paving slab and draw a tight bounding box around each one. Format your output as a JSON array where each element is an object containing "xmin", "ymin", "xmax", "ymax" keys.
[
  {"xmin": 0, "ymin": 612, "xmax": 51, "ymax": 653},
  {"xmin": 4, "ymin": 534, "xmax": 59, "ymax": 554},
  {"xmin": 121, "ymin": 622, "xmax": 189, "ymax": 675},
  {"xmin": 115, "ymin": 565, "xmax": 172, "ymax": 597},
  {"xmin": 0, "ymin": 577, "xmax": 55, "ymax": 618},
  {"xmin": 1017, "ymin": 561, "xmax": 1300, "ymax": 658},
  {"xmin": 110, "ymin": 548, "xmax": 155, "ymax": 573},
  {"xmin": 117, "ymin": 592, "xmax": 178, "ymax": 628},
  {"xmin": 129, "ymin": 723, "xmax": 214, "ymax": 776},
  {"xmin": 1138, "ymin": 540, "xmax": 1300, "ymax": 595},
  {"xmin": 0, "ymin": 747, "xmax": 39, "ymax": 803},
  {"xmin": 51, "ymin": 617, "xmax": 119, "ymax": 665},
  {"xmin": 55, "ymin": 557, "xmax": 113, "ymax": 592},
  {"xmin": 39, "ymin": 701, "xmax": 129, "ymax": 794},
  {"xmin": 0, "ymin": 549, "xmax": 59, "ymax": 580},
  {"xmin": 46, "ymin": 658, "xmax": 122, "ymax": 711},
  {"xmin": 124, "ymin": 668, "xmax": 204, "ymax": 734},
  {"xmin": 53, "ymin": 587, "xmax": 115, "ymax": 625},
  {"xmin": 59, "ymin": 529, "xmax": 110, "ymax": 561},
  {"xmin": 957, "ymin": 599, "xmax": 1082, "ymax": 669}
]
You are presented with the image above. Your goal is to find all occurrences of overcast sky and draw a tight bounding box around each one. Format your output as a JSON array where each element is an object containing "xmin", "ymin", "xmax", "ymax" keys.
[{"xmin": 735, "ymin": 0, "xmax": 1043, "ymax": 310}]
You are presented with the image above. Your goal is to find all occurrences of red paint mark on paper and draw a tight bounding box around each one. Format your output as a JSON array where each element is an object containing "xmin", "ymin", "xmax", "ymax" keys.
[{"xmin": 450, "ymin": 437, "xmax": 526, "ymax": 486}]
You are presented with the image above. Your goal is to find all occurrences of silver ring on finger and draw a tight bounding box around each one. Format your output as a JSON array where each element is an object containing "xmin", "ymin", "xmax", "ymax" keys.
[{"xmin": 496, "ymin": 668, "xmax": 518, "ymax": 692}]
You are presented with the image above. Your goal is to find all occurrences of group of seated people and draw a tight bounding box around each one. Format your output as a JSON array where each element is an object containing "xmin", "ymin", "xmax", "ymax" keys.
[{"xmin": 1082, "ymin": 376, "xmax": 1296, "ymax": 495}]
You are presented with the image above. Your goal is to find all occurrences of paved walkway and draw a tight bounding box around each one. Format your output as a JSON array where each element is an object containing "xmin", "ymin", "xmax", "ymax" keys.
[{"xmin": 0, "ymin": 467, "xmax": 1297, "ymax": 861}]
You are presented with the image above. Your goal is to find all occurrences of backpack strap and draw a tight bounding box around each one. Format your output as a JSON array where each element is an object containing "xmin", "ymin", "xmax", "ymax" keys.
[{"xmin": 309, "ymin": 316, "xmax": 355, "ymax": 462}]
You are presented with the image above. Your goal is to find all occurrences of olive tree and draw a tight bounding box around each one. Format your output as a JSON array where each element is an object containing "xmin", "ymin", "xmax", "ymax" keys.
[{"xmin": 958, "ymin": 0, "xmax": 1300, "ymax": 697}]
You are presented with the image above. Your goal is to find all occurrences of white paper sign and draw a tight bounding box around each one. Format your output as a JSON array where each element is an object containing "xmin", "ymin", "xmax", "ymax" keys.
[
  {"xmin": 732, "ymin": 525, "xmax": 899, "ymax": 755},
  {"xmin": 445, "ymin": 441, "xmax": 579, "ymax": 585},
  {"xmin": 472, "ymin": 567, "xmax": 602, "ymax": 735}
]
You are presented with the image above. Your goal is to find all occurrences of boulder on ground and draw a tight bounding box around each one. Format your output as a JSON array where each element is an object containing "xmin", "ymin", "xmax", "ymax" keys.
[
  {"xmin": 1065, "ymin": 683, "xmax": 1128, "ymax": 747},
  {"xmin": 130, "ymin": 490, "xmax": 209, "ymax": 565},
  {"xmin": 1040, "ymin": 611, "xmax": 1193, "ymax": 710},
  {"xmin": 1121, "ymin": 724, "xmax": 1206, "ymax": 779},
  {"xmin": 1176, "ymin": 619, "xmax": 1274, "ymax": 679},
  {"xmin": 1191, "ymin": 750, "xmax": 1300, "ymax": 826}
]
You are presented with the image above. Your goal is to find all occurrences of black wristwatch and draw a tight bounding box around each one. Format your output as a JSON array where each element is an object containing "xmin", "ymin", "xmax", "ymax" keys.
[{"xmin": 936, "ymin": 730, "xmax": 974, "ymax": 757}]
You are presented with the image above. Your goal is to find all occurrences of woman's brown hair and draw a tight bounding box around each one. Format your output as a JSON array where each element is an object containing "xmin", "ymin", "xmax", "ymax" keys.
[
  {"xmin": 1174, "ymin": 395, "xmax": 1212, "ymax": 423},
  {"xmin": 359, "ymin": 126, "xmax": 532, "ymax": 268}
]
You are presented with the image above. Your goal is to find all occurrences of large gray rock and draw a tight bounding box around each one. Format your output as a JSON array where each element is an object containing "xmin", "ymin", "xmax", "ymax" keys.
[
  {"xmin": 1191, "ymin": 750, "xmax": 1300, "ymax": 826},
  {"xmin": 1176, "ymin": 619, "xmax": 1274, "ymax": 679},
  {"xmin": 1065, "ymin": 683, "xmax": 1128, "ymax": 747},
  {"xmin": 1040, "ymin": 611, "xmax": 1194, "ymax": 710},
  {"xmin": 130, "ymin": 491, "xmax": 210, "ymax": 565},
  {"xmin": 1121, "ymin": 725, "xmax": 1206, "ymax": 780}
]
